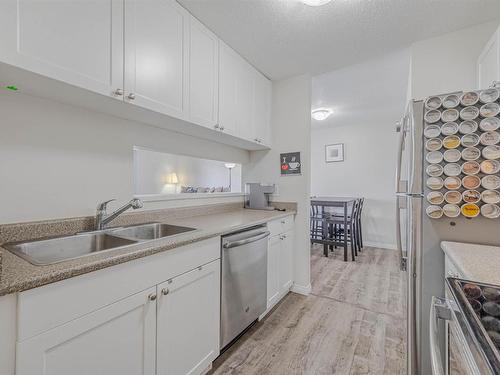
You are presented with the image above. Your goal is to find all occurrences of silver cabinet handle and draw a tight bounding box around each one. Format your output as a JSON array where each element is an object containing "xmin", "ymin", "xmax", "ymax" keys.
[
  {"xmin": 113, "ymin": 88, "xmax": 123, "ymax": 96},
  {"xmin": 161, "ymin": 288, "xmax": 169, "ymax": 296},
  {"xmin": 148, "ymin": 293, "xmax": 157, "ymax": 301},
  {"xmin": 127, "ymin": 93, "xmax": 136, "ymax": 100}
]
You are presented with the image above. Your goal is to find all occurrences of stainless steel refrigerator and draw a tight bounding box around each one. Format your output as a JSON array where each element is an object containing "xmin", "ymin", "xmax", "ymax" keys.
[{"xmin": 395, "ymin": 96, "xmax": 500, "ymax": 375}]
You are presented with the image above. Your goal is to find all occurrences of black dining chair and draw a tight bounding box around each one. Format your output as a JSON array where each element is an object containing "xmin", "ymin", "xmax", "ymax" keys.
[
  {"xmin": 310, "ymin": 204, "xmax": 328, "ymax": 242},
  {"xmin": 354, "ymin": 198, "xmax": 364, "ymax": 252},
  {"xmin": 326, "ymin": 200, "xmax": 359, "ymax": 261}
]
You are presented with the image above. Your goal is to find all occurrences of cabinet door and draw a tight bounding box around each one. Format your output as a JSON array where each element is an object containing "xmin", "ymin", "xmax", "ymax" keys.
[
  {"xmin": 235, "ymin": 61, "xmax": 255, "ymax": 141},
  {"xmin": 124, "ymin": 0, "xmax": 189, "ymax": 119},
  {"xmin": 279, "ymin": 231, "xmax": 294, "ymax": 293},
  {"xmin": 218, "ymin": 42, "xmax": 240, "ymax": 135},
  {"xmin": 156, "ymin": 260, "xmax": 220, "ymax": 375},
  {"xmin": 478, "ymin": 26, "xmax": 500, "ymax": 89},
  {"xmin": 16, "ymin": 287, "xmax": 156, "ymax": 375},
  {"xmin": 189, "ymin": 16, "xmax": 219, "ymax": 128},
  {"xmin": 253, "ymin": 71, "xmax": 272, "ymax": 146},
  {"xmin": 0, "ymin": 0, "xmax": 123, "ymax": 98},
  {"xmin": 267, "ymin": 235, "xmax": 281, "ymax": 308}
]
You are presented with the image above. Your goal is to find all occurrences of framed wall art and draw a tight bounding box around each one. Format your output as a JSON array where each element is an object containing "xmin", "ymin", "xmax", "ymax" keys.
[
  {"xmin": 280, "ymin": 152, "xmax": 301, "ymax": 176},
  {"xmin": 325, "ymin": 143, "xmax": 344, "ymax": 163}
]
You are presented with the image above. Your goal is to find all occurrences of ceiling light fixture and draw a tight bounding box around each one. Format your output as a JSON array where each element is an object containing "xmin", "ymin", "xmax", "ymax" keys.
[
  {"xmin": 301, "ymin": 0, "xmax": 332, "ymax": 6},
  {"xmin": 311, "ymin": 108, "xmax": 333, "ymax": 121}
]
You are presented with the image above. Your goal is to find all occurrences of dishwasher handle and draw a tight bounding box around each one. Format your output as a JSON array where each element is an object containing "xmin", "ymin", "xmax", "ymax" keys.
[{"xmin": 223, "ymin": 231, "xmax": 270, "ymax": 249}]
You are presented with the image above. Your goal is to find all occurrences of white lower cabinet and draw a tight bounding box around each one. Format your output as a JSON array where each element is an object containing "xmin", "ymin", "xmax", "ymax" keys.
[
  {"xmin": 16, "ymin": 287, "xmax": 157, "ymax": 375},
  {"xmin": 156, "ymin": 260, "xmax": 220, "ymax": 375},
  {"xmin": 14, "ymin": 238, "xmax": 221, "ymax": 375},
  {"xmin": 279, "ymin": 231, "xmax": 294, "ymax": 292},
  {"xmin": 266, "ymin": 235, "xmax": 281, "ymax": 308},
  {"xmin": 264, "ymin": 217, "xmax": 295, "ymax": 314}
]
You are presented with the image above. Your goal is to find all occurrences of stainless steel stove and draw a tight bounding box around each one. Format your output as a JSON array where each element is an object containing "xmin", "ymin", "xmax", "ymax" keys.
[{"xmin": 430, "ymin": 278, "xmax": 500, "ymax": 374}]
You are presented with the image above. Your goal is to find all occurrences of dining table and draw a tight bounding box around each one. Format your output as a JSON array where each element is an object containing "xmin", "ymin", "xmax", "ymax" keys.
[{"xmin": 310, "ymin": 196, "xmax": 358, "ymax": 260}]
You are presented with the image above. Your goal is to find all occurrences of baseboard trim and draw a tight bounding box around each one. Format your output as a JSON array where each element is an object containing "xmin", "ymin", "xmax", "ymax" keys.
[
  {"xmin": 363, "ymin": 241, "xmax": 397, "ymax": 250},
  {"xmin": 291, "ymin": 283, "xmax": 311, "ymax": 295}
]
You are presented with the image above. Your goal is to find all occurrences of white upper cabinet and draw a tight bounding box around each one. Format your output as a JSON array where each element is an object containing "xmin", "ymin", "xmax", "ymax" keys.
[
  {"xmin": 478, "ymin": 25, "xmax": 500, "ymax": 89},
  {"xmin": 0, "ymin": 0, "xmax": 272, "ymax": 150},
  {"xmin": 219, "ymin": 41, "xmax": 272, "ymax": 145},
  {"xmin": 124, "ymin": 0, "xmax": 189, "ymax": 119},
  {"xmin": 0, "ymin": 0, "xmax": 124, "ymax": 98},
  {"xmin": 235, "ymin": 57, "xmax": 255, "ymax": 141},
  {"xmin": 188, "ymin": 17, "xmax": 219, "ymax": 128},
  {"xmin": 218, "ymin": 41, "xmax": 240, "ymax": 136},
  {"xmin": 156, "ymin": 260, "xmax": 220, "ymax": 375},
  {"xmin": 16, "ymin": 287, "xmax": 157, "ymax": 375},
  {"xmin": 253, "ymin": 71, "xmax": 272, "ymax": 146}
]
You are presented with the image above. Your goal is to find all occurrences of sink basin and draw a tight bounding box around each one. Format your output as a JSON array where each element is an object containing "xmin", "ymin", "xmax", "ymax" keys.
[
  {"xmin": 3, "ymin": 233, "xmax": 137, "ymax": 265},
  {"xmin": 111, "ymin": 223, "xmax": 195, "ymax": 241}
]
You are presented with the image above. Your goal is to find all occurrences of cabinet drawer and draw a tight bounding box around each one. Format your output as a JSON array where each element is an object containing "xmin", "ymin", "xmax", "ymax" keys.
[
  {"xmin": 17, "ymin": 237, "xmax": 220, "ymax": 342},
  {"xmin": 267, "ymin": 215, "xmax": 294, "ymax": 237}
]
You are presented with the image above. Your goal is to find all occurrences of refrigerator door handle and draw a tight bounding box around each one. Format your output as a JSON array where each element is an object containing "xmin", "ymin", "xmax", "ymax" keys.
[
  {"xmin": 395, "ymin": 119, "xmax": 407, "ymax": 194},
  {"xmin": 408, "ymin": 100, "xmax": 424, "ymax": 195},
  {"xmin": 429, "ymin": 296, "xmax": 452, "ymax": 375},
  {"xmin": 395, "ymin": 196, "xmax": 407, "ymax": 271}
]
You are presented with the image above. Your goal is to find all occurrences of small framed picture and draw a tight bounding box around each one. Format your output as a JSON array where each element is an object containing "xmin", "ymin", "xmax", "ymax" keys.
[
  {"xmin": 280, "ymin": 152, "xmax": 301, "ymax": 176},
  {"xmin": 325, "ymin": 143, "xmax": 344, "ymax": 163}
]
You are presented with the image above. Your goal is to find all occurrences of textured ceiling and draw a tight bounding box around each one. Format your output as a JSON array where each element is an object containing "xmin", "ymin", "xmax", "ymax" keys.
[
  {"xmin": 311, "ymin": 48, "xmax": 410, "ymax": 129},
  {"xmin": 178, "ymin": 0, "xmax": 500, "ymax": 80}
]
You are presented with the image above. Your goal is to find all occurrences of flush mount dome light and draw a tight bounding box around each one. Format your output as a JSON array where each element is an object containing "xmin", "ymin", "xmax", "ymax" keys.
[
  {"xmin": 301, "ymin": 0, "xmax": 332, "ymax": 6},
  {"xmin": 311, "ymin": 108, "xmax": 333, "ymax": 121}
]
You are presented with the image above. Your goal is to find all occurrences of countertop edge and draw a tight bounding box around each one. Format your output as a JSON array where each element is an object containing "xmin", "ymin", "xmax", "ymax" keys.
[{"xmin": 0, "ymin": 210, "xmax": 295, "ymax": 296}]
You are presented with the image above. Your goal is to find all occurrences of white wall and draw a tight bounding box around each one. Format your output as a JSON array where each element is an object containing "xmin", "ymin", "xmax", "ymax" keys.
[
  {"xmin": 311, "ymin": 49, "xmax": 411, "ymax": 249},
  {"xmin": 411, "ymin": 19, "xmax": 500, "ymax": 99},
  {"xmin": 0, "ymin": 91, "xmax": 248, "ymax": 224},
  {"xmin": 244, "ymin": 75, "xmax": 312, "ymax": 293}
]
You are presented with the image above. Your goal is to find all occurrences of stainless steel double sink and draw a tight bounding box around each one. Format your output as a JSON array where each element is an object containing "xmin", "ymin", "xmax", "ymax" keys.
[{"xmin": 3, "ymin": 223, "xmax": 196, "ymax": 266}]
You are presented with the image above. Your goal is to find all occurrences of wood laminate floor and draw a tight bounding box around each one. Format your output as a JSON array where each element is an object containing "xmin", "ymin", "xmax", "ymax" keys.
[{"xmin": 209, "ymin": 245, "xmax": 407, "ymax": 375}]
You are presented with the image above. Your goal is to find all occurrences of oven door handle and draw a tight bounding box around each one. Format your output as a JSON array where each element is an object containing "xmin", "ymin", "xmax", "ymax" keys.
[
  {"xmin": 223, "ymin": 231, "xmax": 270, "ymax": 249},
  {"xmin": 430, "ymin": 296, "xmax": 452, "ymax": 375}
]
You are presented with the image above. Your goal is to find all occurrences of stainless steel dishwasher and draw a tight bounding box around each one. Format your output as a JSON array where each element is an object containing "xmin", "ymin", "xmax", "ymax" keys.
[{"xmin": 220, "ymin": 225, "xmax": 270, "ymax": 349}]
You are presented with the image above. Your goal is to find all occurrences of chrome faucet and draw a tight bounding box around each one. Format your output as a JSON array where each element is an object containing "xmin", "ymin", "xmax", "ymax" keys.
[{"xmin": 95, "ymin": 198, "xmax": 143, "ymax": 230}]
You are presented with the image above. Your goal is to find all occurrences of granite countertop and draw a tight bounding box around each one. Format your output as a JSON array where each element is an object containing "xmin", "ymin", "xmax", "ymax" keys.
[
  {"xmin": 441, "ymin": 241, "xmax": 500, "ymax": 285},
  {"xmin": 0, "ymin": 208, "xmax": 295, "ymax": 296}
]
